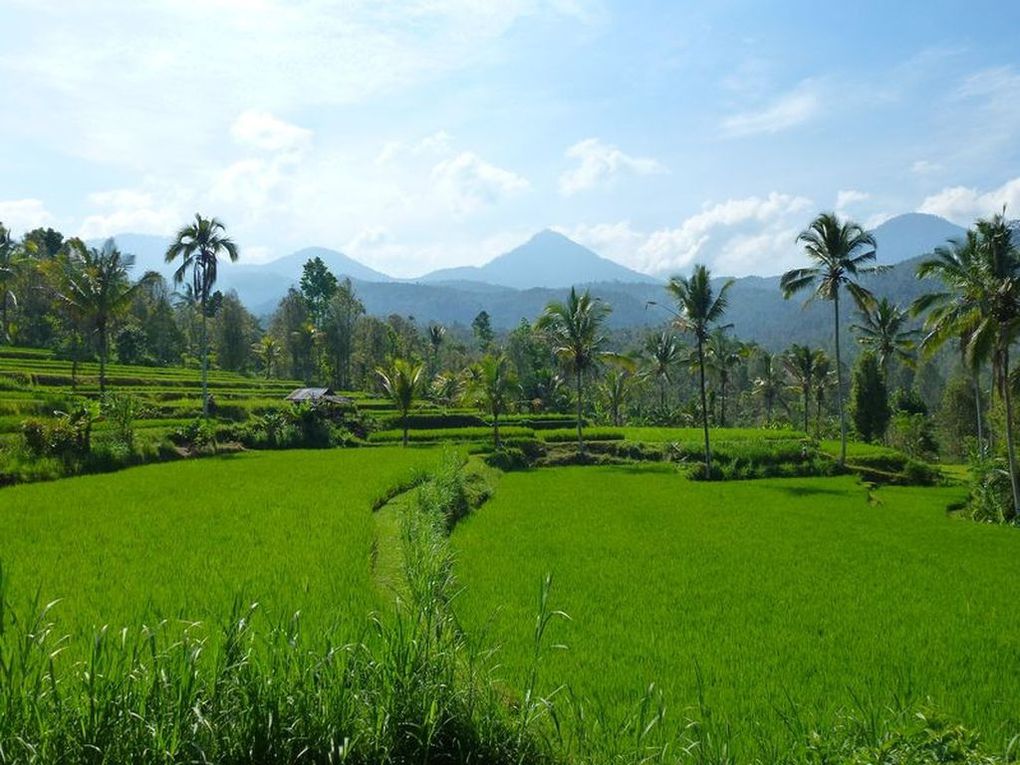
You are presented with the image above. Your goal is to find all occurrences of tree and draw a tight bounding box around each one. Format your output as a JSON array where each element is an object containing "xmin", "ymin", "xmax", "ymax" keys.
[
  {"xmin": 784, "ymin": 344, "xmax": 823, "ymax": 433},
  {"xmin": 913, "ymin": 215, "xmax": 1020, "ymax": 518},
  {"xmin": 216, "ymin": 292, "xmax": 254, "ymax": 372},
  {"xmin": 271, "ymin": 289, "xmax": 314, "ymax": 381},
  {"xmin": 664, "ymin": 264, "xmax": 733, "ymax": 477},
  {"xmin": 851, "ymin": 297, "xmax": 918, "ymax": 381},
  {"xmin": 813, "ymin": 352, "xmax": 834, "ymax": 436},
  {"xmin": 536, "ymin": 287, "xmax": 613, "ymax": 454},
  {"xmin": 704, "ymin": 330, "xmax": 746, "ymax": 427},
  {"xmin": 472, "ymin": 310, "xmax": 494, "ymax": 351},
  {"xmin": 780, "ymin": 212, "xmax": 882, "ymax": 466},
  {"xmin": 850, "ymin": 351, "xmax": 890, "ymax": 443},
  {"xmin": 464, "ymin": 352, "xmax": 516, "ymax": 449},
  {"xmin": 254, "ymin": 335, "xmax": 282, "ymax": 379},
  {"xmin": 0, "ymin": 223, "xmax": 28, "ymax": 343},
  {"xmin": 427, "ymin": 323, "xmax": 446, "ymax": 376},
  {"xmin": 376, "ymin": 358, "xmax": 424, "ymax": 447},
  {"xmin": 299, "ymin": 256, "xmax": 338, "ymax": 326},
  {"xmin": 165, "ymin": 214, "xmax": 239, "ymax": 417},
  {"xmin": 600, "ymin": 360, "xmax": 639, "ymax": 426},
  {"xmin": 319, "ymin": 279, "xmax": 364, "ymax": 389},
  {"xmin": 644, "ymin": 331, "xmax": 681, "ymax": 409},
  {"xmin": 752, "ymin": 348, "xmax": 786, "ymax": 424},
  {"xmin": 48, "ymin": 239, "xmax": 147, "ymax": 394}
]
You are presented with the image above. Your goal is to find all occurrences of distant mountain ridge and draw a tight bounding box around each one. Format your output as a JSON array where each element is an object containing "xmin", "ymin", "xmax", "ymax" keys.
[{"xmin": 414, "ymin": 229, "xmax": 660, "ymax": 288}]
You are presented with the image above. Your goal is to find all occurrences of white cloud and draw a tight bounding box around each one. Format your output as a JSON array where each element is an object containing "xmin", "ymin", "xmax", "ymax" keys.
[
  {"xmin": 376, "ymin": 130, "xmax": 454, "ymax": 165},
  {"xmin": 911, "ymin": 159, "xmax": 942, "ymax": 175},
  {"xmin": 558, "ymin": 138, "xmax": 665, "ymax": 195},
  {"xmin": 231, "ymin": 110, "xmax": 312, "ymax": 153},
  {"xmin": 431, "ymin": 151, "xmax": 530, "ymax": 213},
  {"xmin": 722, "ymin": 82, "xmax": 820, "ymax": 137},
  {"xmin": 918, "ymin": 177, "xmax": 1020, "ymax": 225},
  {"xmin": 0, "ymin": 199, "xmax": 55, "ymax": 234},
  {"xmin": 835, "ymin": 189, "xmax": 870, "ymax": 210},
  {"xmin": 78, "ymin": 186, "xmax": 183, "ymax": 239}
]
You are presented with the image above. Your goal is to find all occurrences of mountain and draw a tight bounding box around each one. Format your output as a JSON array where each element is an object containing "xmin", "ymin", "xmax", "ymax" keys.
[
  {"xmin": 416, "ymin": 229, "xmax": 660, "ymax": 288},
  {"xmin": 870, "ymin": 213, "xmax": 965, "ymax": 265},
  {"xmin": 255, "ymin": 246, "xmax": 392, "ymax": 283}
]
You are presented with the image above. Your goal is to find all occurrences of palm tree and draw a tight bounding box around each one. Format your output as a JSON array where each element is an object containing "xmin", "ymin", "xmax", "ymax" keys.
[
  {"xmin": 254, "ymin": 335, "xmax": 282, "ymax": 379},
  {"xmin": 536, "ymin": 287, "xmax": 613, "ymax": 454},
  {"xmin": 813, "ymin": 352, "xmax": 834, "ymax": 436},
  {"xmin": 165, "ymin": 214, "xmax": 239, "ymax": 417},
  {"xmin": 704, "ymin": 330, "xmax": 746, "ymax": 427},
  {"xmin": 376, "ymin": 357, "xmax": 424, "ymax": 447},
  {"xmin": 783, "ymin": 344, "xmax": 822, "ymax": 433},
  {"xmin": 644, "ymin": 331, "xmax": 681, "ymax": 409},
  {"xmin": 464, "ymin": 352, "xmax": 516, "ymax": 449},
  {"xmin": 913, "ymin": 217, "xmax": 1020, "ymax": 517},
  {"xmin": 48, "ymin": 239, "xmax": 146, "ymax": 394},
  {"xmin": 850, "ymin": 297, "xmax": 918, "ymax": 381},
  {"xmin": 752, "ymin": 348, "xmax": 786, "ymax": 424},
  {"xmin": 664, "ymin": 264, "xmax": 734, "ymax": 477},
  {"xmin": 780, "ymin": 212, "xmax": 882, "ymax": 466},
  {"xmin": 427, "ymin": 323, "xmax": 446, "ymax": 375},
  {"xmin": 600, "ymin": 364, "xmax": 638, "ymax": 426},
  {"xmin": 0, "ymin": 224, "xmax": 28, "ymax": 343}
]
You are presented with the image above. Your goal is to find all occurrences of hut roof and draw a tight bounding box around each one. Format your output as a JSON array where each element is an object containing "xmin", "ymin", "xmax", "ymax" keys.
[{"xmin": 285, "ymin": 387, "xmax": 352, "ymax": 405}]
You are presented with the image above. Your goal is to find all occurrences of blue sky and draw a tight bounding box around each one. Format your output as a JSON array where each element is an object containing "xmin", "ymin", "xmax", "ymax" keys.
[{"xmin": 2, "ymin": 0, "xmax": 1020, "ymax": 277}]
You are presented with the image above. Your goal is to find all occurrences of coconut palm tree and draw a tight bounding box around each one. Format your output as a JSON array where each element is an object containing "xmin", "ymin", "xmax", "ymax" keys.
[
  {"xmin": 644, "ymin": 331, "xmax": 681, "ymax": 410},
  {"xmin": 913, "ymin": 217, "xmax": 1020, "ymax": 517},
  {"xmin": 0, "ymin": 224, "xmax": 28, "ymax": 343},
  {"xmin": 464, "ymin": 352, "xmax": 516, "ymax": 449},
  {"xmin": 752, "ymin": 348, "xmax": 786, "ymax": 424},
  {"xmin": 48, "ymin": 239, "xmax": 147, "ymax": 394},
  {"xmin": 376, "ymin": 357, "xmax": 424, "ymax": 447},
  {"xmin": 664, "ymin": 264, "xmax": 734, "ymax": 477},
  {"xmin": 704, "ymin": 330, "xmax": 747, "ymax": 427},
  {"xmin": 851, "ymin": 297, "xmax": 919, "ymax": 381},
  {"xmin": 165, "ymin": 214, "xmax": 239, "ymax": 417},
  {"xmin": 600, "ymin": 364, "xmax": 639, "ymax": 426},
  {"xmin": 427, "ymin": 323, "xmax": 446, "ymax": 375},
  {"xmin": 536, "ymin": 287, "xmax": 613, "ymax": 454},
  {"xmin": 783, "ymin": 344, "xmax": 823, "ymax": 433},
  {"xmin": 780, "ymin": 212, "xmax": 882, "ymax": 466},
  {"xmin": 813, "ymin": 352, "xmax": 834, "ymax": 436},
  {"xmin": 254, "ymin": 335, "xmax": 282, "ymax": 379}
]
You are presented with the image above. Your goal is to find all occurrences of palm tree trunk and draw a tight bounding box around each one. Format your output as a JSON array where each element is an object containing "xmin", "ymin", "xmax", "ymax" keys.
[
  {"xmin": 494, "ymin": 408, "xmax": 501, "ymax": 450},
  {"xmin": 1, "ymin": 291, "xmax": 7, "ymax": 343},
  {"xmin": 803, "ymin": 385, "xmax": 810, "ymax": 433},
  {"xmin": 402, "ymin": 409, "xmax": 409, "ymax": 447},
  {"xmin": 834, "ymin": 291, "xmax": 847, "ymax": 466},
  {"xmin": 575, "ymin": 368, "xmax": 584, "ymax": 455},
  {"xmin": 98, "ymin": 322, "xmax": 107, "ymax": 396},
  {"xmin": 720, "ymin": 380, "xmax": 727, "ymax": 428},
  {"xmin": 697, "ymin": 337, "xmax": 712, "ymax": 477},
  {"xmin": 1001, "ymin": 344, "xmax": 1020, "ymax": 519},
  {"xmin": 973, "ymin": 370, "xmax": 985, "ymax": 457},
  {"xmin": 660, "ymin": 379, "xmax": 666, "ymax": 410},
  {"xmin": 201, "ymin": 310, "xmax": 209, "ymax": 418}
]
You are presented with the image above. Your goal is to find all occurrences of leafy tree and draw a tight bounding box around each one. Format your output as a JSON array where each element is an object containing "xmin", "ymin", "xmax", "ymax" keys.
[
  {"xmin": 913, "ymin": 214, "xmax": 1020, "ymax": 517},
  {"xmin": 0, "ymin": 223, "xmax": 28, "ymax": 342},
  {"xmin": 813, "ymin": 352, "xmax": 834, "ymax": 436},
  {"xmin": 643, "ymin": 331, "xmax": 681, "ymax": 409},
  {"xmin": 47, "ymin": 239, "xmax": 148, "ymax": 394},
  {"xmin": 254, "ymin": 335, "xmax": 282, "ymax": 379},
  {"xmin": 850, "ymin": 351, "xmax": 890, "ymax": 443},
  {"xmin": 216, "ymin": 292, "xmax": 255, "ymax": 372},
  {"xmin": 780, "ymin": 212, "xmax": 882, "ymax": 466},
  {"xmin": 472, "ymin": 310, "xmax": 494, "ymax": 351},
  {"xmin": 165, "ymin": 215, "xmax": 239, "ymax": 417},
  {"xmin": 664, "ymin": 264, "xmax": 733, "ymax": 477},
  {"xmin": 537, "ymin": 287, "xmax": 613, "ymax": 454},
  {"xmin": 319, "ymin": 279, "xmax": 364, "ymax": 389},
  {"xmin": 427, "ymin": 323, "xmax": 446, "ymax": 376},
  {"xmin": 751, "ymin": 348, "xmax": 786, "ymax": 424},
  {"xmin": 784, "ymin": 344, "xmax": 822, "ymax": 433},
  {"xmin": 115, "ymin": 322, "xmax": 149, "ymax": 365},
  {"xmin": 270, "ymin": 288, "xmax": 314, "ymax": 381},
  {"xmin": 376, "ymin": 357, "xmax": 424, "ymax": 447},
  {"xmin": 851, "ymin": 297, "xmax": 918, "ymax": 380},
  {"xmin": 464, "ymin": 352, "xmax": 516, "ymax": 448},
  {"xmin": 600, "ymin": 359, "xmax": 639, "ymax": 426},
  {"xmin": 299, "ymin": 256, "xmax": 338, "ymax": 325}
]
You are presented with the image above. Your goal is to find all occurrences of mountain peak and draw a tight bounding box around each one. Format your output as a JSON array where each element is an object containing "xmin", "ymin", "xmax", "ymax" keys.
[{"xmin": 871, "ymin": 213, "xmax": 966, "ymax": 265}]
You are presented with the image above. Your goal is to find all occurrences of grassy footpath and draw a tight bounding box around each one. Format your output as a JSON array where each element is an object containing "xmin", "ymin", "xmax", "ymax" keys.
[{"xmin": 452, "ymin": 464, "xmax": 1020, "ymax": 757}]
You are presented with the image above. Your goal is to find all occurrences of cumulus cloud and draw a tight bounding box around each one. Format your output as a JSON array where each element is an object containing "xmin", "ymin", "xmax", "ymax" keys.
[
  {"xmin": 376, "ymin": 130, "xmax": 454, "ymax": 164},
  {"xmin": 231, "ymin": 110, "xmax": 312, "ymax": 153},
  {"xmin": 558, "ymin": 138, "xmax": 665, "ymax": 195},
  {"xmin": 722, "ymin": 82, "xmax": 820, "ymax": 137},
  {"xmin": 835, "ymin": 189, "xmax": 869, "ymax": 210},
  {"xmin": 0, "ymin": 199, "xmax": 55, "ymax": 234},
  {"xmin": 431, "ymin": 151, "xmax": 530, "ymax": 213},
  {"xmin": 918, "ymin": 177, "xmax": 1020, "ymax": 224},
  {"xmin": 78, "ymin": 187, "xmax": 183, "ymax": 239},
  {"xmin": 559, "ymin": 192, "xmax": 813, "ymax": 278}
]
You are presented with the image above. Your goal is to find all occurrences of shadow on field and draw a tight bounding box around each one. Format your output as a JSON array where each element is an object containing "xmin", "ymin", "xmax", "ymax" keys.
[{"xmin": 764, "ymin": 484, "xmax": 849, "ymax": 498}]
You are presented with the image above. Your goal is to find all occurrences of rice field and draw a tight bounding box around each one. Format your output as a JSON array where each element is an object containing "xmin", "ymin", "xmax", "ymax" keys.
[{"xmin": 451, "ymin": 464, "xmax": 1020, "ymax": 756}]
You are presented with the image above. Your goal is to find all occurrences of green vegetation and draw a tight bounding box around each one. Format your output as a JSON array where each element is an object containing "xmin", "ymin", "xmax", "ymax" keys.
[{"xmin": 452, "ymin": 465, "xmax": 1020, "ymax": 758}]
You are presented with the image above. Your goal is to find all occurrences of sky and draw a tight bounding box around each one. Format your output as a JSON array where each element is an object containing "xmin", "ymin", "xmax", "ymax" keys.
[{"xmin": 2, "ymin": 0, "xmax": 1020, "ymax": 278}]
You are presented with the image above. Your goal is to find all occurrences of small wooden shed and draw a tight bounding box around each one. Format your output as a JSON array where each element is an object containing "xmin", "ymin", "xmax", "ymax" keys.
[{"xmin": 285, "ymin": 387, "xmax": 352, "ymax": 405}]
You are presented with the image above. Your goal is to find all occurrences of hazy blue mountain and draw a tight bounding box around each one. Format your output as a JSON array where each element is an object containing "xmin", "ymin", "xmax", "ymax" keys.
[
  {"xmin": 257, "ymin": 246, "xmax": 392, "ymax": 283},
  {"xmin": 870, "ymin": 213, "xmax": 965, "ymax": 265},
  {"xmin": 416, "ymin": 229, "xmax": 660, "ymax": 288}
]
